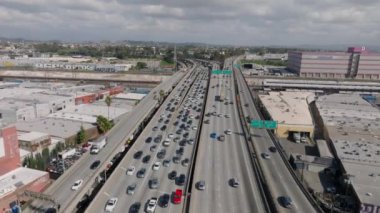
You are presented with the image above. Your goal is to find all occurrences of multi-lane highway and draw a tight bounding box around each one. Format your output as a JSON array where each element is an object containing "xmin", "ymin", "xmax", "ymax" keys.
[
  {"xmin": 233, "ymin": 57, "xmax": 318, "ymax": 213},
  {"xmin": 26, "ymin": 66, "xmax": 189, "ymax": 212},
  {"xmin": 188, "ymin": 60, "xmax": 266, "ymax": 213},
  {"xmin": 85, "ymin": 65, "xmax": 209, "ymax": 213}
]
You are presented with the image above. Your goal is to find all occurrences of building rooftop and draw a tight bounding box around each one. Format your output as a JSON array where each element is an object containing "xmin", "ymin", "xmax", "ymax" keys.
[
  {"xmin": 15, "ymin": 93, "xmax": 73, "ymax": 103},
  {"xmin": 63, "ymin": 104, "xmax": 131, "ymax": 120},
  {"xmin": 0, "ymin": 98, "xmax": 35, "ymax": 111},
  {"xmin": 0, "ymin": 88, "xmax": 46, "ymax": 100},
  {"xmin": 316, "ymin": 93, "xmax": 380, "ymax": 206},
  {"xmin": 259, "ymin": 91, "xmax": 314, "ymax": 126},
  {"xmin": 0, "ymin": 167, "xmax": 48, "ymax": 199},
  {"xmin": 114, "ymin": 93, "xmax": 146, "ymax": 100},
  {"xmin": 18, "ymin": 131, "xmax": 50, "ymax": 142},
  {"xmin": 48, "ymin": 112, "xmax": 97, "ymax": 123},
  {"xmin": 16, "ymin": 118, "xmax": 95, "ymax": 139},
  {"xmin": 91, "ymin": 98, "xmax": 135, "ymax": 109}
]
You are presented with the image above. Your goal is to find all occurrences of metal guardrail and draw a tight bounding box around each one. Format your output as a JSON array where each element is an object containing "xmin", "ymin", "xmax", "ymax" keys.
[
  {"xmin": 237, "ymin": 62, "xmax": 324, "ymax": 213},
  {"xmin": 232, "ymin": 64, "xmax": 272, "ymax": 213}
]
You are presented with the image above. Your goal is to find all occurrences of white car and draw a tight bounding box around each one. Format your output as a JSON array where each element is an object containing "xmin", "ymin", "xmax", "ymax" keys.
[
  {"xmin": 225, "ymin": 129, "xmax": 232, "ymax": 135},
  {"xmin": 126, "ymin": 166, "xmax": 135, "ymax": 175},
  {"xmin": 163, "ymin": 139, "xmax": 170, "ymax": 147},
  {"xmin": 146, "ymin": 197, "xmax": 158, "ymax": 213},
  {"xmin": 262, "ymin": 153, "xmax": 271, "ymax": 159},
  {"xmin": 105, "ymin": 197, "xmax": 118, "ymax": 212},
  {"xmin": 71, "ymin": 179, "xmax": 83, "ymax": 191},
  {"xmin": 168, "ymin": 133, "xmax": 174, "ymax": 139},
  {"xmin": 192, "ymin": 126, "xmax": 198, "ymax": 130},
  {"xmin": 152, "ymin": 162, "xmax": 161, "ymax": 171}
]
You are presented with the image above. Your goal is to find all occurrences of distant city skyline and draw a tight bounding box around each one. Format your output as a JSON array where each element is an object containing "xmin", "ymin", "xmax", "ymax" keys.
[{"xmin": 0, "ymin": 0, "xmax": 379, "ymax": 46}]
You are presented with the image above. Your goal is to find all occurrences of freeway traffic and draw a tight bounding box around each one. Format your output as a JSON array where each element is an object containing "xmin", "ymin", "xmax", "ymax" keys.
[
  {"xmin": 233, "ymin": 57, "xmax": 318, "ymax": 213},
  {"xmin": 188, "ymin": 60, "xmax": 266, "ymax": 213},
  {"xmin": 85, "ymin": 65, "xmax": 209, "ymax": 213}
]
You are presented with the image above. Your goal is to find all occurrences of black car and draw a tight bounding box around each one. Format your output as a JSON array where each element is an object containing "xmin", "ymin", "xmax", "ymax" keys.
[
  {"xmin": 164, "ymin": 119, "xmax": 170, "ymax": 124},
  {"xmin": 150, "ymin": 145, "xmax": 157, "ymax": 152},
  {"xmin": 173, "ymin": 156, "xmax": 181, "ymax": 164},
  {"xmin": 269, "ymin": 146, "xmax": 277, "ymax": 153},
  {"xmin": 136, "ymin": 168, "xmax": 146, "ymax": 178},
  {"xmin": 142, "ymin": 155, "xmax": 151, "ymax": 163},
  {"xmin": 279, "ymin": 196, "xmax": 294, "ymax": 208},
  {"xmin": 169, "ymin": 170, "xmax": 177, "ymax": 180},
  {"xmin": 176, "ymin": 174, "xmax": 186, "ymax": 186},
  {"xmin": 158, "ymin": 118, "xmax": 163, "ymax": 123},
  {"xmin": 145, "ymin": 137, "xmax": 152, "ymax": 143},
  {"xmin": 76, "ymin": 194, "xmax": 91, "ymax": 210},
  {"xmin": 90, "ymin": 160, "xmax": 101, "ymax": 169},
  {"xmin": 157, "ymin": 150, "xmax": 166, "ymax": 159},
  {"xmin": 161, "ymin": 125, "xmax": 167, "ymax": 131},
  {"xmin": 159, "ymin": 194, "xmax": 170, "ymax": 208},
  {"xmin": 153, "ymin": 126, "xmax": 159, "ymax": 131},
  {"xmin": 129, "ymin": 202, "xmax": 141, "ymax": 213},
  {"xmin": 134, "ymin": 151, "xmax": 143, "ymax": 159},
  {"xmin": 154, "ymin": 135, "xmax": 162, "ymax": 143}
]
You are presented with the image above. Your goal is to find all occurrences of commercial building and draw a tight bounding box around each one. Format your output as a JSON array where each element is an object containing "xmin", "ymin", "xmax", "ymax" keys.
[
  {"xmin": 287, "ymin": 47, "xmax": 380, "ymax": 80},
  {"xmin": 114, "ymin": 93, "xmax": 147, "ymax": 101},
  {"xmin": 315, "ymin": 93, "xmax": 380, "ymax": 212},
  {"xmin": 18, "ymin": 131, "xmax": 51, "ymax": 153},
  {"xmin": 258, "ymin": 91, "xmax": 315, "ymax": 139},
  {"xmin": 0, "ymin": 125, "xmax": 20, "ymax": 175}
]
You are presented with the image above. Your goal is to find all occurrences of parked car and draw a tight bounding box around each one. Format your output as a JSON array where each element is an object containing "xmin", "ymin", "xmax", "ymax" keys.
[
  {"xmin": 90, "ymin": 160, "xmax": 101, "ymax": 169},
  {"xmin": 127, "ymin": 184, "xmax": 137, "ymax": 195},
  {"xmin": 126, "ymin": 166, "xmax": 135, "ymax": 176},
  {"xmin": 197, "ymin": 180, "xmax": 206, "ymax": 190},
  {"xmin": 146, "ymin": 198, "xmax": 158, "ymax": 213},
  {"xmin": 172, "ymin": 189, "xmax": 183, "ymax": 204}
]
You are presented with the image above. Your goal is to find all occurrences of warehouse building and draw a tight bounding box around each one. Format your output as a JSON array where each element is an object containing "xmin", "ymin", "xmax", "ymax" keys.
[
  {"xmin": 18, "ymin": 131, "xmax": 51, "ymax": 153},
  {"xmin": 315, "ymin": 93, "xmax": 380, "ymax": 212},
  {"xmin": 287, "ymin": 46, "xmax": 380, "ymax": 80},
  {"xmin": 258, "ymin": 91, "xmax": 315, "ymax": 139}
]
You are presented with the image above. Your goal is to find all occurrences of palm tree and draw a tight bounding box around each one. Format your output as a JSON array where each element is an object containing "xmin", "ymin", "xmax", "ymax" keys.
[
  {"xmin": 105, "ymin": 95, "xmax": 112, "ymax": 120},
  {"xmin": 159, "ymin": 90, "xmax": 165, "ymax": 102}
]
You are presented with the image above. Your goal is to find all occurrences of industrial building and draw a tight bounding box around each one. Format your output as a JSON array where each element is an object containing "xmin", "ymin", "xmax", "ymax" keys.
[
  {"xmin": 315, "ymin": 93, "xmax": 380, "ymax": 212},
  {"xmin": 287, "ymin": 47, "xmax": 380, "ymax": 80},
  {"xmin": 258, "ymin": 91, "xmax": 315, "ymax": 139},
  {"xmin": 18, "ymin": 132, "xmax": 51, "ymax": 153}
]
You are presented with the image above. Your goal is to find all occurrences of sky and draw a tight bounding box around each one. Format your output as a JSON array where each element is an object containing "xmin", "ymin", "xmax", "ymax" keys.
[{"xmin": 0, "ymin": 0, "xmax": 379, "ymax": 46}]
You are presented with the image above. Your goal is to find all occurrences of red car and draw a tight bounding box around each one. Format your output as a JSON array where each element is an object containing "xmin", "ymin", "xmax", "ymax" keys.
[{"xmin": 172, "ymin": 189, "xmax": 182, "ymax": 204}]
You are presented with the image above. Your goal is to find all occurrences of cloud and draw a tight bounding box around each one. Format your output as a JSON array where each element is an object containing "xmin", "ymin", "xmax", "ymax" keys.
[{"xmin": 0, "ymin": 0, "xmax": 378, "ymax": 46}]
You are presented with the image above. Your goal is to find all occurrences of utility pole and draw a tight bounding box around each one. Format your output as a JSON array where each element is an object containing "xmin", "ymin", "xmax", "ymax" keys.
[{"xmin": 174, "ymin": 45, "xmax": 177, "ymax": 72}]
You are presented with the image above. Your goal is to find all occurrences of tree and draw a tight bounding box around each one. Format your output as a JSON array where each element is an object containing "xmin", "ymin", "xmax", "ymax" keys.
[
  {"xmin": 97, "ymin": 115, "xmax": 113, "ymax": 134},
  {"xmin": 159, "ymin": 90, "xmax": 165, "ymax": 102},
  {"xmin": 136, "ymin": 62, "xmax": 147, "ymax": 70},
  {"xmin": 105, "ymin": 95, "xmax": 112, "ymax": 120},
  {"xmin": 76, "ymin": 126, "xmax": 87, "ymax": 145}
]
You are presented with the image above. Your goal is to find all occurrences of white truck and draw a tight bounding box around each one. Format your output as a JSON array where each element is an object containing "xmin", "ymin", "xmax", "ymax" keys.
[
  {"xmin": 58, "ymin": 148, "xmax": 76, "ymax": 159},
  {"xmin": 293, "ymin": 132, "xmax": 301, "ymax": 143},
  {"xmin": 90, "ymin": 136, "xmax": 107, "ymax": 154}
]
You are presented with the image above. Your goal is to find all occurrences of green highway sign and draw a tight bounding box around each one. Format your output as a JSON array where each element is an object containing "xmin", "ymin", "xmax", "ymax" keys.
[
  {"xmin": 212, "ymin": 70, "xmax": 232, "ymax": 75},
  {"xmin": 251, "ymin": 120, "xmax": 277, "ymax": 129},
  {"xmin": 234, "ymin": 64, "xmax": 240, "ymax": 68},
  {"xmin": 264, "ymin": 120, "xmax": 277, "ymax": 129},
  {"xmin": 251, "ymin": 120, "xmax": 263, "ymax": 128}
]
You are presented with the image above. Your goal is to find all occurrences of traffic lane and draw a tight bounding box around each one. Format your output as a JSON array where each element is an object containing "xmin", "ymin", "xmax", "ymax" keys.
[
  {"xmin": 111, "ymin": 73, "xmax": 205, "ymax": 212},
  {"xmin": 85, "ymin": 72, "xmax": 195, "ymax": 212}
]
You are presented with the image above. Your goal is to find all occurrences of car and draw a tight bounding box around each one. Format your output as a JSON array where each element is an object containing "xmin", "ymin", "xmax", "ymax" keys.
[
  {"xmin": 230, "ymin": 178, "xmax": 240, "ymax": 188},
  {"xmin": 183, "ymin": 132, "xmax": 189, "ymax": 138},
  {"xmin": 71, "ymin": 179, "xmax": 83, "ymax": 191},
  {"xmin": 157, "ymin": 150, "xmax": 166, "ymax": 159},
  {"xmin": 176, "ymin": 129, "xmax": 183, "ymax": 135},
  {"xmin": 134, "ymin": 151, "xmax": 143, "ymax": 159},
  {"xmin": 158, "ymin": 118, "xmax": 163, "ymax": 123},
  {"xmin": 146, "ymin": 197, "xmax": 158, "ymax": 213},
  {"xmin": 126, "ymin": 166, "xmax": 135, "ymax": 175},
  {"xmin": 159, "ymin": 194, "xmax": 170, "ymax": 208},
  {"xmin": 218, "ymin": 135, "xmax": 225, "ymax": 142},
  {"xmin": 154, "ymin": 135, "xmax": 162, "ymax": 143},
  {"xmin": 152, "ymin": 162, "xmax": 161, "ymax": 171},
  {"xmin": 217, "ymin": 113, "xmax": 222, "ymax": 117},
  {"xmin": 127, "ymin": 183, "xmax": 137, "ymax": 195},
  {"xmin": 173, "ymin": 156, "xmax": 181, "ymax": 164},
  {"xmin": 177, "ymin": 147, "xmax": 184, "ymax": 155},
  {"xmin": 149, "ymin": 178, "xmax": 159, "ymax": 189},
  {"xmin": 225, "ymin": 114, "xmax": 230, "ymax": 118},
  {"xmin": 105, "ymin": 197, "xmax": 118, "ymax": 212},
  {"xmin": 168, "ymin": 133, "xmax": 174, "ymax": 138},
  {"xmin": 176, "ymin": 174, "xmax": 186, "ymax": 186},
  {"xmin": 169, "ymin": 170, "xmax": 177, "ymax": 180},
  {"xmin": 197, "ymin": 180, "xmax": 206, "ymax": 190},
  {"xmin": 142, "ymin": 155, "xmax": 151, "ymax": 163},
  {"xmin": 269, "ymin": 146, "xmax": 277, "ymax": 153},
  {"xmin": 181, "ymin": 158, "xmax": 189, "ymax": 167},
  {"xmin": 90, "ymin": 160, "xmax": 101, "ymax": 169},
  {"xmin": 225, "ymin": 129, "xmax": 232, "ymax": 135},
  {"xmin": 279, "ymin": 196, "xmax": 294, "ymax": 209},
  {"xmin": 152, "ymin": 126, "xmax": 158, "ymax": 131},
  {"xmin": 161, "ymin": 125, "xmax": 167, "ymax": 131},
  {"xmin": 192, "ymin": 126, "xmax": 198, "ymax": 130},
  {"xmin": 187, "ymin": 138, "xmax": 194, "ymax": 145},
  {"xmin": 172, "ymin": 189, "xmax": 183, "ymax": 204},
  {"xmin": 136, "ymin": 168, "xmax": 146, "ymax": 178},
  {"xmin": 129, "ymin": 202, "xmax": 141, "ymax": 213},
  {"xmin": 150, "ymin": 145, "xmax": 157, "ymax": 152},
  {"xmin": 163, "ymin": 139, "xmax": 170, "ymax": 147},
  {"xmin": 145, "ymin": 137, "xmax": 152, "ymax": 143},
  {"xmin": 210, "ymin": 132, "xmax": 217, "ymax": 139},
  {"xmin": 164, "ymin": 119, "xmax": 170, "ymax": 124},
  {"xmin": 173, "ymin": 137, "xmax": 181, "ymax": 142},
  {"xmin": 244, "ymin": 103, "xmax": 249, "ymax": 107},
  {"xmin": 163, "ymin": 159, "xmax": 170, "ymax": 167},
  {"xmin": 262, "ymin": 153, "xmax": 271, "ymax": 159}
]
